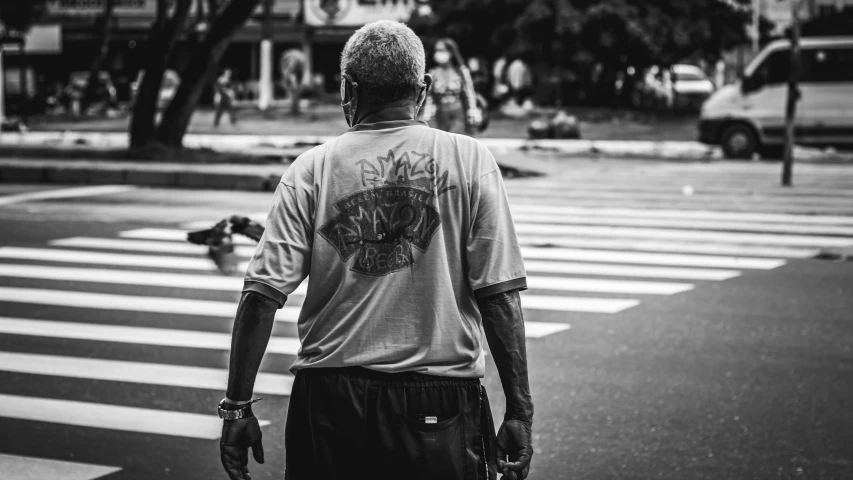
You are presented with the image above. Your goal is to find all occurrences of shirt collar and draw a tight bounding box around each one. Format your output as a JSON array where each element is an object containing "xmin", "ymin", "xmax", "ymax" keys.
[{"xmin": 348, "ymin": 119, "xmax": 429, "ymax": 132}]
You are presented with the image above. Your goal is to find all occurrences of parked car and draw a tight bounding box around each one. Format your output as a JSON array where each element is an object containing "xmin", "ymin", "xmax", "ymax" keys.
[
  {"xmin": 130, "ymin": 69, "xmax": 181, "ymax": 109},
  {"xmin": 671, "ymin": 64, "xmax": 715, "ymax": 111},
  {"xmin": 699, "ymin": 36, "xmax": 853, "ymax": 159}
]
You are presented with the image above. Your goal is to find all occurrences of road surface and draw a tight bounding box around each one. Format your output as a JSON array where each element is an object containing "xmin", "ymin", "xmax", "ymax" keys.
[{"xmin": 0, "ymin": 158, "xmax": 851, "ymax": 479}]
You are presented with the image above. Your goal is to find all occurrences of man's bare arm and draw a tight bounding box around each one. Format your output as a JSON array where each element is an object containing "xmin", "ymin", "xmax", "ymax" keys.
[
  {"xmin": 225, "ymin": 291, "xmax": 281, "ymax": 402},
  {"xmin": 479, "ymin": 289, "xmax": 533, "ymax": 422},
  {"xmin": 479, "ymin": 288, "xmax": 534, "ymax": 479}
]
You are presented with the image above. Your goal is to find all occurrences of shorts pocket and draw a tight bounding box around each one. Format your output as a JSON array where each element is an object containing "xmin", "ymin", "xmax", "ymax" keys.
[{"xmin": 395, "ymin": 412, "xmax": 467, "ymax": 480}]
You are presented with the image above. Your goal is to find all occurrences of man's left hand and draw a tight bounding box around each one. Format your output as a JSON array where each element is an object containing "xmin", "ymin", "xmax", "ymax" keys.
[
  {"xmin": 496, "ymin": 419, "xmax": 533, "ymax": 480},
  {"xmin": 220, "ymin": 417, "xmax": 265, "ymax": 480}
]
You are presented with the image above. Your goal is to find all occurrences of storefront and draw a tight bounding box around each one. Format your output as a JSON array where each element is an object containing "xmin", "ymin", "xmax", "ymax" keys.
[{"xmin": 11, "ymin": 0, "xmax": 428, "ymax": 109}]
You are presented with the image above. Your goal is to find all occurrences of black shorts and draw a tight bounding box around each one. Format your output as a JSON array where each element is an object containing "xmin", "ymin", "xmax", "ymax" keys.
[{"xmin": 285, "ymin": 367, "xmax": 497, "ymax": 480}]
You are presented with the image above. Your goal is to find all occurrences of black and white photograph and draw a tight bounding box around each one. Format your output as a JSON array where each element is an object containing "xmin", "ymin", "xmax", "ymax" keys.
[{"xmin": 0, "ymin": 0, "xmax": 851, "ymax": 478}]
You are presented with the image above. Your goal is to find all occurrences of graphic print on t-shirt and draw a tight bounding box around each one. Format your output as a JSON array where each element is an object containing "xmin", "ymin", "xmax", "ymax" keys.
[{"xmin": 318, "ymin": 149, "xmax": 456, "ymax": 276}]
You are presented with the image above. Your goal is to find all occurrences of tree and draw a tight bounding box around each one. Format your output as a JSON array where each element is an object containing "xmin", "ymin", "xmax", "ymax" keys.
[
  {"xmin": 0, "ymin": 0, "xmax": 48, "ymax": 34},
  {"xmin": 411, "ymin": 0, "xmax": 752, "ymax": 106},
  {"xmin": 129, "ymin": 0, "xmax": 263, "ymax": 149},
  {"xmin": 155, "ymin": 0, "xmax": 263, "ymax": 147},
  {"xmin": 129, "ymin": 0, "xmax": 192, "ymax": 148},
  {"xmin": 83, "ymin": 0, "xmax": 116, "ymax": 110}
]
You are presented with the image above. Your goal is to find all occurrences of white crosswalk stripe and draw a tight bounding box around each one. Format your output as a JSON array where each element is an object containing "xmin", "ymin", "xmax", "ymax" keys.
[
  {"xmin": 3, "ymin": 164, "xmax": 853, "ymax": 468},
  {"xmin": 0, "ymin": 393, "xmax": 270, "ymax": 439},
  {"xmin": 0, "ymin": 317, "xmax": 302, "ymax": 355},
  {"xmin": 0, "ymin": 351, "xmax": 294, "ymax": 396},
  {"xmin": 0, "ymin": 454, "xmax": 121, "ymax": 480},
  {"xmin": 0, "ymin": 263, "xmax": 693, "ymax": 296}
]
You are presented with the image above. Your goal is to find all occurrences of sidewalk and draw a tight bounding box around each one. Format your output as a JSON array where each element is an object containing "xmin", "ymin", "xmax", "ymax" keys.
[{"xmin": 26, "ymin": 106, "xmax": 703, "ymax": 142}]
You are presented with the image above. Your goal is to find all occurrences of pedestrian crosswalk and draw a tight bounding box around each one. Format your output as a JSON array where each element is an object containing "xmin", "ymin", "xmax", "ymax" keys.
[{"xmin": 2, "ymin": 163, "xmax": 853, "ymax": 478}]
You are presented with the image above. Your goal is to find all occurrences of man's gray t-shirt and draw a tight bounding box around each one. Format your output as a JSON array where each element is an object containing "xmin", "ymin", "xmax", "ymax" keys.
[{"xmin": 244, "ymin": 119, "xmax": 526, "ymax": 378}]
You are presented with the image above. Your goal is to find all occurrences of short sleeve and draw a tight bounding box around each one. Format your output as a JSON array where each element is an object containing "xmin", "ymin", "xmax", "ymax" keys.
[
  {"xmin": 467, "ymin": 165, "xmax": 527, "ymax": 299},
  {"xmin": 243, "ymin": 166, "xmax": 314, "ymax": 307}
]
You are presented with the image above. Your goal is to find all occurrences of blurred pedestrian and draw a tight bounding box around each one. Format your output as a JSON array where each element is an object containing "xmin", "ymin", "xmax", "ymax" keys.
[
  {"xmin": 422, "ymin": 38, "xmax": 482, "ymax": 134},
  {"xmin": 506, "ymin": 57, "xmax": 534, "ymax": 112},
  {"xmin": 213, "ymin": 20, "xmax": 533, "ymax": 480},
  {"xmin": 214, "ymin": 68, "xmax": 237, "ymax": 127}
]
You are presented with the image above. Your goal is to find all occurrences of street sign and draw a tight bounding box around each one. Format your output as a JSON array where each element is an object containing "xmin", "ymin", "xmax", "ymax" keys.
[{"xmin": 304, "ymin": 0, "xmax": 429, "ymax": 26}]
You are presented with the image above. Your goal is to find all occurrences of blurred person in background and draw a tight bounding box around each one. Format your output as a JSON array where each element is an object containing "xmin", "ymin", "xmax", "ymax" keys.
[
  {"xmin": 506, "ymin": 56, "xmax": 534, "ymax": 112},
  {"xmin": 214, "ymin": 68, "xmax": 237, "ymax": 127},
  {"xmin": 422, "ymin": 38, "xmax": 482, "ymax": 134}
]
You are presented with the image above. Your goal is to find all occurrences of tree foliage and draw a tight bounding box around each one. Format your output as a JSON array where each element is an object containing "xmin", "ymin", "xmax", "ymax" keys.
[
  {"xmin": 0, "ymin": 0, "xmax": 48, "ymax": 33},
  {"xmin": 411, "ymin": 0, "xmax": 752, "ymax": 104}
]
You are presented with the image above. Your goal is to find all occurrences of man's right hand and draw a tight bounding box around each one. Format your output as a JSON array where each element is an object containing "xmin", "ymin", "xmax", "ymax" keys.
[{"xmin": 496, "ymin": 419, "xmax": 533, "ymax": 480}]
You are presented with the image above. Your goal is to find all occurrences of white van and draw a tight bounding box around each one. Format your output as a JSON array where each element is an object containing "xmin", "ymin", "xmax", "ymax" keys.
[{"xmin": 699, "ymin": 37, "xmax": 853, "ymax": 159}]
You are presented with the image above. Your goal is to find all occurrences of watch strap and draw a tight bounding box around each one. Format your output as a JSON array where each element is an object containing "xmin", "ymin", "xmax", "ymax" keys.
[{"xmin": 218, "ymin": 398, "xmax": 261, "ymax": 420}]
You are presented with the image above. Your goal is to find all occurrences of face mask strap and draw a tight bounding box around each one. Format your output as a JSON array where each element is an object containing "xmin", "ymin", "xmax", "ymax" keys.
[
  {"xmin": 341, "ymin": 74, "xmax": 359, "ymax": 127},
  {"xmin": 414, "ymin": 82, "xmax": 428, "ymax": 118}
]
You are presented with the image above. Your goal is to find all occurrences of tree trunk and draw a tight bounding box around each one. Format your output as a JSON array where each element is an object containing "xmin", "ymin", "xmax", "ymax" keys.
[
  {"xmin": 129, "ymin": 0, "xmax": 192, "ymax": 148},
  {"xmin": 83, "ymin": 0, "xmax": 116, "ymax": 111},
  {"xmin": 156, "ymin": 0, "xmax": 263, "ymax": 147}
]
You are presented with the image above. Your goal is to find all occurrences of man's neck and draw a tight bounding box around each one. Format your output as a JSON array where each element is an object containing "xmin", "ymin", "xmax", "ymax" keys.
[{"xmin": 356, "ymin": 104, "xmax": 416, "ymax": 126}]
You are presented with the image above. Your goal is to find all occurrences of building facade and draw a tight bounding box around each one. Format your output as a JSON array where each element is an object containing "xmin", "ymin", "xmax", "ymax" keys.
[{"xmin": 10, "ymin": 0, "xmax": 428, "ymax": 107}]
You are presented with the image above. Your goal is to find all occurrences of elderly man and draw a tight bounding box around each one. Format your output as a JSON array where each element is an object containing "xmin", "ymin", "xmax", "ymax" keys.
[{"xmin": 217, "ymin": 20, "xmax": 533, "ymax": 480}]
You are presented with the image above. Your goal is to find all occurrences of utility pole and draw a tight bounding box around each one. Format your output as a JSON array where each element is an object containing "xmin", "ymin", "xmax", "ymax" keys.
[
  {"xmin": 258, "ymin": 0, "xmax": 274, "ymax": 111},
  {"xmin": 782, "ymin": 0, "xmax": 801, "ymax": 187},
  {"xmin": 0, "ymin": 46, "xmax": 5, "ymax": 126},
  {"xmin": 752, "ymin": 0, "xmax": 761, "ymax": 53}
]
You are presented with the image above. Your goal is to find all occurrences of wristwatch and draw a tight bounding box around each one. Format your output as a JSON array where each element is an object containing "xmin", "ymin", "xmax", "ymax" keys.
[{"xmin": 218, "ymin": 398, "xmax": 261, "ymax": 420}]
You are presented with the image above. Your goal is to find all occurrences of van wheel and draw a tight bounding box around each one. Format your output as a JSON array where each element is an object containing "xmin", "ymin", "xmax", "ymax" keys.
[{"xmin": 721, "ymin": 124, "xmax": 758, "ymax": 159}]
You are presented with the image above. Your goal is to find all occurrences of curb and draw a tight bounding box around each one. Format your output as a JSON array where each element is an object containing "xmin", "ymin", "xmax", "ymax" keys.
[
  {"xmin": 1, "ymin": 131, "xmax": 722, "ymax": 159},
  {"xmin": 0, "ymin": 163, "xmax": 280, "ymax": 192}
]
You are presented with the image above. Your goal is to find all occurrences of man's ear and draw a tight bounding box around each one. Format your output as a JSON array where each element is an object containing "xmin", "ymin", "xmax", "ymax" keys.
[
  {"xmin": 418, "ymin": 74, "xmax": 434, "ymax": 105},
  {"xmin": 423, "ymin": 74, "xmax": 434, "ymax": 96}
]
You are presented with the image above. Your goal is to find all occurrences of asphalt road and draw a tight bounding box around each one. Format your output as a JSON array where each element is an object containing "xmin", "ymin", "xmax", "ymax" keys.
[{"xmin": 0, "ymin": 158, "xmax": 852, "ymax": 480}]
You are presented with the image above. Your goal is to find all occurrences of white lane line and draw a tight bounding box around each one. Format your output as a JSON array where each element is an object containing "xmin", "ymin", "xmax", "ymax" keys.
[
  {"xmin": 517, "ymin": 236, "xmax": 819, "ymax": 259},
  {"xmin": 506, "ymin": 190, "xmax": 853, "ymax": 207},
  {"xmin": 0, "ymin": 185, "xmax": 136, "ymax": 207},
  {"xmin": 524, "ymin": 322, "xmax": 570, "ymax": 338},
  {"xmin": 0, "ymin": 454, "xmax": 121, "ymax": 480},
  {"xmin": 0, "ymin": 247, "xmax": 225, "ymax": 271},
  {"xmin": 524, "ymin": 260, "xmax": 740, "ymax": 281},
  {"xmin": 0, "ymin": 351, "xmax": 293, "ymax": 396},
  {"xmin": 512, "ymin": 213, "xmax": 853, "ymax": 236},
  {"xmin": 0, "ymin": 287, "xmax": 301, "ymax": 323},
  {"xmin": 521, "ymin": 247, "xmax": 786, "ymax": 270},
  {"xmin": 0, "ymin": 263, "xmax": 309, "ymax": 297},
  {"xmin": 120, "ymin": 228, "xmax": 256, "ymax": 245},
  {"xmin": 510, "ymin": 205, "xmax": 853, "ymax": 225},
  {"xmin": 0, "ymin": 317, "xmax": 301, "ymax": 355},
  {"xmin": 50, "ymin": 236, "xmax": 259, "ymax": 257},
  {"xmin": 514, "ymin": 223, "xmax": 853, "ymax": 248},
  {"xmin": 0, "ymin": 394, "xmax": 270, "ymax": 439},
  {"xmin": 520, "ymin": 294, "xmax": 639, "ymax": 313},
  {"xmin": 527, "ymin": 276, "xmax": 692, "ymax": 295}
]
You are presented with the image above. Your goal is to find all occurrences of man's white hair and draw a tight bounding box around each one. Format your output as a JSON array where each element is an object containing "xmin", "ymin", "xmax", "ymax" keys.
[{"xmin": 340, "ymin": 20, "xmax": 426, "ymax": 104}]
